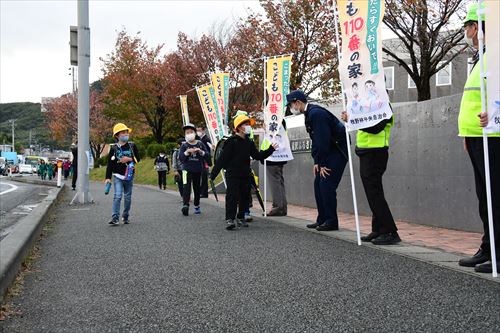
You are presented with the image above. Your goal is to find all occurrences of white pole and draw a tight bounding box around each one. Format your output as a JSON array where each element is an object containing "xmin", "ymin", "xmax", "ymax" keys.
[
  {"xmin": 57, "ymin": 163, "xmax": 62, "ymax": 188},
  {"xmin": 477, "ymin": 0, "xmax": 497, "ymax": 277},
  {"xmin": 76, "ymin": 0, "xmax": 91, "ymax": 204},
  {"xmin": 263, "ymin": 57, "xmax": 268, "ymax": 217},
  {"xmin": 333, "ymin": 3, "xmax": 361, "ymax": 245}
]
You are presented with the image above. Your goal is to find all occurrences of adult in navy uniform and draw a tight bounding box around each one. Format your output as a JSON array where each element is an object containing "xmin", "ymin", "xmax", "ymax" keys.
[{"xmin": 286, "ymin": 90, "xmax": 348, "ymax": 231}]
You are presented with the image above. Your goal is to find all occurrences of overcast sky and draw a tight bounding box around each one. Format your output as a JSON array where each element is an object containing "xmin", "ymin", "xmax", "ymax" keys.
[{"xmin": 0, "ymin": 0, "xmax": 262, "ymax": 103}]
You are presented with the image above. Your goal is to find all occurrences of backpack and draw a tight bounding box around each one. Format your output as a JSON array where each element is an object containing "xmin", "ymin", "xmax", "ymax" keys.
[{"xmin": 213, "ymin": 135, "xmax": 233, "ymax": 165}]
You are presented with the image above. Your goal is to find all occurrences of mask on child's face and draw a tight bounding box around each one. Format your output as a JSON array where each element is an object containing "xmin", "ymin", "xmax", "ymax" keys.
[
  {"xmin": 196, "ymin": 131, "xmax": 203, "ymax": 137},
  {"xmin": 244, "ymin": 125, "xmax": 252, "ymax": 135},
  {"xmin": 119, "ymin": 135, "xmax": 129, "ymax": 143},
  {"xmin": 185, "ymin": 133, "xmax": 196, "ymax": 142}
]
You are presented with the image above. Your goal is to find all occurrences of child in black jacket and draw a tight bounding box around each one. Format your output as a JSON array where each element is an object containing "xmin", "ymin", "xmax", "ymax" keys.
[
  {"xmin": 179, "ymin": 123, "xmax": 208, "ymax": 216},
  {"xmin": 211, "ymin": 115, "xmax": 277, "ymax": 230}
]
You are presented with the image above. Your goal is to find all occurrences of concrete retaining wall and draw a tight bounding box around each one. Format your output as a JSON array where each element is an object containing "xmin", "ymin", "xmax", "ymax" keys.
[{"xmin": 260, "ymin": 94, "xmax": 482, "ymax": 233}]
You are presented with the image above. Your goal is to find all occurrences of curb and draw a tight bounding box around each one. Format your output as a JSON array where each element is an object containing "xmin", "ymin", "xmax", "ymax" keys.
[
  {"xmin": 6, "ymin": 176, "xmax": 59, "ymax": 187},
  {"xmin": 0, "ymin": 184, "xmax": 65, "ymax": 302}
]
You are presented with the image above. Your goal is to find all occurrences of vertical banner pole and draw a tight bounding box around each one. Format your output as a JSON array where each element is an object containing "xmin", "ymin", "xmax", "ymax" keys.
[
  {"xmin": 477, "ymin": 0, "xmax": 497, "ymax": 277},
  {"xmin": 263, "ymin": 57, "xmax": 268, "ymax": 217},
  {"xmin": 334, "ymin": 3, "xmax": 362, "ymax": 245}
]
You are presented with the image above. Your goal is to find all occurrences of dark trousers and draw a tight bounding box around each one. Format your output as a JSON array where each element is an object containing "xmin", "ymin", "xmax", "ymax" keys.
[
  {"xmin": 175, "ymin": 173, "xmax": 183, "ymax": 197},
  {"xmin": 64, "ymin": 169, "xmax": 70, "ymax": 179},
  {"xmin": 267, "ymin": 164, "xmax": 287, "ymax": 214},
  {"xmin": 226, "ymin": 176, "xmax": 250, "ymax": 221},
  {"xmin": 466, "ymin": 137, "xmax": 500, "ymax": 257},
  {"xmin": 200, "ymin": 167, "xmax": 209, "ymax": 197},
  {"xmin": 157, "ymin": 171, "xmax": 167, "ymax": 189},
  {"xmin": 71, "ymin": 168, "xmax": 77, "ymax": 189},
  {"xmin": 182, "ymin": 171, "xmax": 201, "ymax": 207},
  {"xmin": 358, "ymin": 149, "xmax": 397, "ymax": 234},
  {"xmin": 314, "ymin": 151, "xmax": 347, "ymax": 227}
]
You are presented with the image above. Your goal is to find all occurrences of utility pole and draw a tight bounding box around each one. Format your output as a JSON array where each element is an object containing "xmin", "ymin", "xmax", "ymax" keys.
[
  {"xmin": 9, "ymin": 119, "xmax": 16, "ymax": 152},
  {"xmin": 68, "ymin": 67, "xmax": 77, "ymax": 94},
  {"xmin": 73, "ymin": 0, "xmax": 91, "ymax": 204}
]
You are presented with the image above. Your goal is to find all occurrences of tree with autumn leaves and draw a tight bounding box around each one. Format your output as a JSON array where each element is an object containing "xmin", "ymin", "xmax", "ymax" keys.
[
  {"xmin": 44, "ymin": 85, "xmax": 113, "ymax": 160},
  {"xmin": 46, "ymin": 0, "xmax": 467, "ymax": 149}
]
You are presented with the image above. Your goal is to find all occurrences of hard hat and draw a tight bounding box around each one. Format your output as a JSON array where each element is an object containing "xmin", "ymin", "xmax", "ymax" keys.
[
  {"xmin": 463, "ymin": 2, "xmax": 485, "ymax": 25},
  {"xmin": 113, "ymin": 123, "xmax": 132, "ymax": 137},
  {"xmin": 233, "ymin": 114, "xmax": 255, "ymax": 129}
]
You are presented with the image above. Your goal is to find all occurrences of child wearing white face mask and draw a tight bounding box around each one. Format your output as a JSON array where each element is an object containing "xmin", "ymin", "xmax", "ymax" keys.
[
  {"xmin": 154, "ymin": 149, "xmax": 170, "ymax": 190},
  {"xmin": 179, "ymin": 123, "xmax": 208, "ymax": 216}
]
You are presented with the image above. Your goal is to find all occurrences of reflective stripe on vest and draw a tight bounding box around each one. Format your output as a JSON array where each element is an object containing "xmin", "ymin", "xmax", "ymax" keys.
[
  {"xmin": 356, "ymin": 117, "xmax": 394, "ymax": 149},
  {"xmin": 458, "ymin": 53, "xmax": 500, "ymax": 137}
]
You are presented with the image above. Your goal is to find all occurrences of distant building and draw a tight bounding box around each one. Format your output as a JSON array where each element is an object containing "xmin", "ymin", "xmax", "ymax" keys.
[{"xmin": 382, "ymin": 38, "xmax": 475, "ymax": 103}]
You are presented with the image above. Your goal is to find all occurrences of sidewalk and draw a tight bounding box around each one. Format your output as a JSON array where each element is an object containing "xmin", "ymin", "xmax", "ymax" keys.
[{"xmin": 212, "ymin": 193, "xmax": 482, "ymax": 257}]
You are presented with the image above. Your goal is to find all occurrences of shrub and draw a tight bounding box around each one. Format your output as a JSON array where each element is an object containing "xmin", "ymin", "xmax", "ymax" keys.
[{"xmin": 146, "ymin": 143, "xmax": 165, "ymax": 158}]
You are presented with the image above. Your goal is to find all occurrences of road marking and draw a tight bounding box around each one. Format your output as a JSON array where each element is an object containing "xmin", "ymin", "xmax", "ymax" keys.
[
  {"xmin": 70, "ymin": 208, "xmax": 90, "ymax": 211},
  {"xmin": 13, "ymin": 212, "xmax": 30, "ymax": 215},
  {"xmin": 0, "ymin": 183, "xmax": 18, "ymax": 196}
]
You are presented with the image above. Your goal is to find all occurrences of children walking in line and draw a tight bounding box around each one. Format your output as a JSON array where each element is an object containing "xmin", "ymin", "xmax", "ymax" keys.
[
  {"xmin": 105, "ymin": 123, "xmax": 140, "ymax": 226},
  {"xmin": 179, "ymin": 123, "xmax": 208, "ymax": 216},
  {"xmin": 211, "ymin": 114, "xmax": 277, "ymax": 230}
]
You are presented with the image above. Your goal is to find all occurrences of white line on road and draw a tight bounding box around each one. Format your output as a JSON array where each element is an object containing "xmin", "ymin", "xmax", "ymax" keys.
[{"xmin": 0, "ymin": 183, "xmax": 18, "ymax": 196}]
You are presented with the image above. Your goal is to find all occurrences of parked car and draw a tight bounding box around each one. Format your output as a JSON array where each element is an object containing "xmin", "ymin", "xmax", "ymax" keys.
[{"xmin": 19, "ymin": 163, "xmax": 34, "ymax": 174}]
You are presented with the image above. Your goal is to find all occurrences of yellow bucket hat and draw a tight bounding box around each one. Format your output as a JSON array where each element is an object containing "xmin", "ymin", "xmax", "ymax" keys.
[
  {"xmin": 233, "ymin": 115, "xmax": 255, "ymax": 129},
  {"xmin": 113, "ymin": 123, "xmax": 132, "ymax": 137}
]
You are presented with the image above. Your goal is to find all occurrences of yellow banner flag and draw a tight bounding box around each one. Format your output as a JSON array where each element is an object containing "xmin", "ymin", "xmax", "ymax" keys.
[
  {"xmin": 179, "ymin": 95, "xmax": 189, "ymax": 126},
  {"xmin": 210, "ymin": 72, "xmax": 230, "ymax": 127},
  {"xmin": 337, "ymin": 0, "xmax": 393, "ymax": 131},
  {"xmin": 264, "ymin": 55, "xmax": 292, "ymax": 139},
  {"xmin": 196, "ymin": 84, "xmax": 224, "ymax": 143}
]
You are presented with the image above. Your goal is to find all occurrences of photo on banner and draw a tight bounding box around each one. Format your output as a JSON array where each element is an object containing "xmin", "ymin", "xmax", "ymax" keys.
[
  {"xmin": 338, "ymin": 0, "xmax": 393, "ymax": 131},
  {"xmin": 264, "ymin": 55, "xmax": 292, "ymax": 141},
  {"xmin": 196, "ymin": 84, "xmax": 225, "ymax": 143},
  {"xmin": 265, "ymin": 125, "xmax": 294, "ymax": 163},
  {"xmin": 179, "ymin": 95, "xmax": 190, "ymax": 126},
  {"xmin": 210, "ymin": 73, "xmax": 230, "ymax": 128}
]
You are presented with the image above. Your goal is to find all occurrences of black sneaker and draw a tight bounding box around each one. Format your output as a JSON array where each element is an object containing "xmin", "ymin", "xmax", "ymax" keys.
[
  {"xmin": 361, "ymin": 232, "xmax": 379, "ymax": 242},
  {"xmin": 458, "ymin": 248, "xmax": 490, "ymax": 267},
  {"xmin": 122, "ymin": 218, "xmax": 129, "ymax": 225},
  {"xmin": 108, "ymin": 218, "xmax": 119, "ymax": 226},
  {"xmin": 306, "ymin": 223, "xmax": 321, "ymax": 229},
  {"xmin": 371, "ymin": 232, "xmax": 401, "ymax": 245},
  {"xmin": 181, "ymin": 205, "xmax": 189, "ymax": 216},
  {"xmin": 225, "ymin": 219, "xmax": 236, "ymax": 230}
]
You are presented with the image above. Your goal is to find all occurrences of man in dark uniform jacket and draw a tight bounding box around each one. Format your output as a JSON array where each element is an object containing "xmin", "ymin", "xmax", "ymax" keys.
[{"xmin": 286, "ymin": 90, "xmax": 348, "ymax": 231}]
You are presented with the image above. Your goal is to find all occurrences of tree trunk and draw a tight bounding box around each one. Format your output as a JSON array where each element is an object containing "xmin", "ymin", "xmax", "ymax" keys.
[{"xmin": 417, "ymin": 79, "xmax": 432, "ymax": 102}]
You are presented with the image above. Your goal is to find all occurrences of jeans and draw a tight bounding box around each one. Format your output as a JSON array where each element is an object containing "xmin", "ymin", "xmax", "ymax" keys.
[{"xmin": 112, "ymin": 176, "xmax": 133, "ymax": 220}]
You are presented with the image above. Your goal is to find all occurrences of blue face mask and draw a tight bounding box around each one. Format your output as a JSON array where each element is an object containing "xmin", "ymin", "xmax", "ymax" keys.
[{"xmin": 119, "ymin": 135, "xmax": 129, "ymax": 143}]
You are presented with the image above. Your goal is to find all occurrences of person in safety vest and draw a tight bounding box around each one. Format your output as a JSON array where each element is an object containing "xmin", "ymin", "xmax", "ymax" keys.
[
  {"xmin": 341, "ymin": 107, "xmax": 400, "ymax": 245},
  {"xmin": 286, "ymin": 90, "xmax": 347, "ymax": 231},
  {"xmin": 457, "ymin": 2, "xmax": 500, "ymax": 274}
]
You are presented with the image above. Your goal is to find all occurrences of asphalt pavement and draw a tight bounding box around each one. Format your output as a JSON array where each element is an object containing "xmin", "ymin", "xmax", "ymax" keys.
[
  {"xmin": 0, "ymin": 177, "xmax": 52, "ymax": 240},
  {"xmin": 1, "ymin": 182, "xmax": 499, "ymax": 332}
]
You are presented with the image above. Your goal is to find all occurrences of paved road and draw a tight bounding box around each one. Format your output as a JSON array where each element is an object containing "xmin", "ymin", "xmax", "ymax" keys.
[
  {"xmin": 0, "ymin": 177, "xmax": 51, "ymax": 240},
  {"xmin": 1, "ymin": 182, "xmax": 499, "ymax": 332}
]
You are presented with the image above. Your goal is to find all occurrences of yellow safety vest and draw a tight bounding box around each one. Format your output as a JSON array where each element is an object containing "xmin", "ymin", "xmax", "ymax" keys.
[
  {"xmin": 458, "ymin": 54, "xmax": 499, "ymax": 137},
  {"xmin": 356, "ymin": 117, "xmax": 394, "ymax": 149}
]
